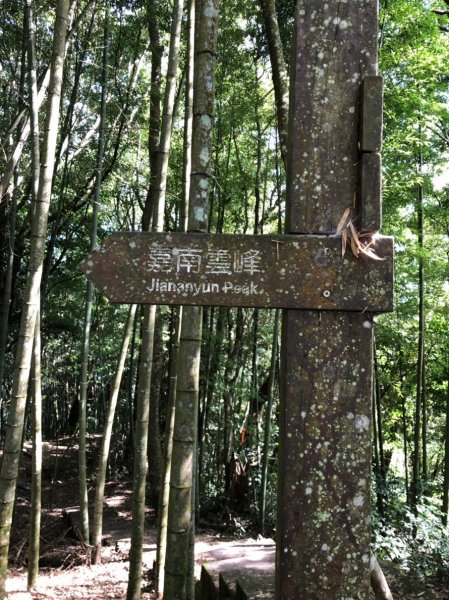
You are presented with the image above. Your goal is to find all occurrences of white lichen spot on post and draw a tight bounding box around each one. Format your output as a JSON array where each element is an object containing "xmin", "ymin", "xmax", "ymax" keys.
[{"xmin": 353, "ymin": 495, "xmax": 365, "ymax": 508}]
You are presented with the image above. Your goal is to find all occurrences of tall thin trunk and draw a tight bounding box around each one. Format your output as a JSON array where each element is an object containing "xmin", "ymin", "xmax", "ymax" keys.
[
  {"xmin": 259, "ymin": 309, "xmax": 280, "ymax": 535},
  {"xmin": 156, "ymin": 7, "xmax": 195, "ymax": 580},
  {"xmin": 142, "ymin": 0, "xmax": 162, "ymax": 232},
  {"xmin": 442, "ymin": 370, "xmax": 449, "ymax": 525},
  {"xmin": 127, "ymin": 0, "xmax": 184, "ymax": 596},
  {"xmin": 222, "ymin": 308, "xmax": 244, "ymax": 492},
  {"xmin": 401, "ymin": 391, "xmax": 410, "ymax": 504},
  {"xmin": 412, "ymin": 161, "xmax": 425, "ymax": 510},
  {"xmin": 374, "ymin": 343, "xmax": 386, "ymax": 480},
  {"xmin": 164, "ymin": 0, "xmax": 219, "ymax": 595},
  {"xmin": 26, "ymin": 0, "xmax": 42, "ymax": 588},
  {"xmin": 422, "ymin": 354, "xmax": 428, "ymax": 482},
  {"xmin": 147, "ymin": 312, "xmax": 164, "ymax": 510},
  {"xmin": 0, "ymin": 188, "xmax": 17, "ymax": 403},
  {"xmin": 0, "ymin": 2, "xmax": 69, "ymax": 594},
  {"xmin": 152, "ymin": 0, "xmax": 185, "ymax": 226},
  {"xmin": 78, "ymin": 10, "xmax": 109, "ymax": 544},
  {"xmin": 156, "ymin": 306, "xmax": 182, "ymax": 596},
  {"xmin": 257, "ymin": 0, "xmax": 289, "ymax": 167},
  {"xmin": 126, "ymin": 5, "xmax": 162, "ymax": 589},
  {"xmin": 126, "ymin": 306, "xmax": 157, "ymax": 600},
  {"xmin": 180, "ymin": 0, "xmax": 195, "ymax": 234},
  {"xmin": 397, "ymin": 313, "xmax": 410, "ymax": 504},
  {"xmin": 27, "ymin": 308, "xmax": 42, "ymax": 590},
  {"xmin": 199, "ymin": 307, "xmax": 225, "ymax": 489},
  {"xmin": 373, "ymin": 342, "xmax": 386, "ymax": 515},
  {"xmin": 91, "ymin": 304, "xmax": 137, "ymax": 564}
]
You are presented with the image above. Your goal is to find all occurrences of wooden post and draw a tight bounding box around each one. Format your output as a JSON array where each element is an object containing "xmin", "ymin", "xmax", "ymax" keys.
[{"xmin": 278, "ymin": 1, "xmax": 380, "ymax": 598}]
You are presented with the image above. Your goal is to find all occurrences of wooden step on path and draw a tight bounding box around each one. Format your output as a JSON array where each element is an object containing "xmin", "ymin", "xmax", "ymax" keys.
[{"xmin": 197, "ymin": 538, "xmax": 275, "ymax": 599}]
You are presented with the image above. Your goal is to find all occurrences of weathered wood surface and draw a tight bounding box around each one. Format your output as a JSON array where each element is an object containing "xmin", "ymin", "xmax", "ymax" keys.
[
  {"xmin": 200, "ymin": 564, "xmax": 220, "ymax": 600},
  {"xmin": 79, "ymin": 232, "xmax": 393, "ymax": 311},
  {"xmin": 235, "ymin": 573, "xmax": 275, "ymax": 599},
  {"xmin": 360, "ymin": 76, "xmax": 384, "ymax": 153},
  {"xmin": 286, "ymin": 1, "xmax": 378, "ymax": 235},
  {"xmin": 360, "ymin": 152, "xmax": 382, "ymax": 232},
  {"xmin": 279, "ymin": 312, "xmax": 373, "ymax": 597},
  {"xmin": 278, "ymin": 0, "xmax": 386, "ymax": 598}
]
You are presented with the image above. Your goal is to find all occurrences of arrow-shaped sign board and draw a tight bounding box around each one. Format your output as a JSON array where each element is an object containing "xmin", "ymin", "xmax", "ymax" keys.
[{"xmin": 79, "ymin": 232, "xmax": 393, "ymax": 312}]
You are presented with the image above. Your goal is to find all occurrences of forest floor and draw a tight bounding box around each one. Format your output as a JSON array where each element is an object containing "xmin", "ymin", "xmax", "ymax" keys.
[{"xmin": 4, "ymin": 436, "xmax": 449, "ymax": 599}]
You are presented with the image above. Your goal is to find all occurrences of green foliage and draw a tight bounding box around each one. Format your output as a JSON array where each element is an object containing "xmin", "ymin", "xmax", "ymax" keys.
[{"xmin": 373, "ymin": 481, "xmax": 449, "ymax": 580}]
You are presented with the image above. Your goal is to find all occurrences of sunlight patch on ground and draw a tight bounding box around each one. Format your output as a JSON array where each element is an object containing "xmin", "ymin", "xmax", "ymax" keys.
[{"xmin": 6, "ymin": 539, "xmax": 156, "ymax": 600}]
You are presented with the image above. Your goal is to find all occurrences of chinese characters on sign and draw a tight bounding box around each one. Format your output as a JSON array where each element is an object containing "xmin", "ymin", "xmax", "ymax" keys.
[
  {"xmin": 79, "ymin": 232, "xmax": 394, "ymax": 310},
  {"xmin": 147, "ymin": 247, "xmax": 263, "ymax": 276}
]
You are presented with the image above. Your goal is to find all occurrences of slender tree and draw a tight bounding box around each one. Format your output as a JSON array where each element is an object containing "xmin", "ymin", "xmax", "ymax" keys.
[
  {"xmin": 257, "ymin": 0, "xmax": 289, "ymax": 167},
  {"xmin": 92, "ymin": 304, "xmax": 137, "ymax": 564},
  {"xmin": 412, "ymin": 155, "xmax": 425, "ymax": 510},
  {"xmin": 27, "ymin": 310, "xmax": 42, "ymax": 589},
  {"xmin": 155, "ymin": 307, "xmax": 182, "ymax": 595},
  {"xmin": 78, "ymin": 9, "xmax": 109, "ymax": 544},
  {"xmin": 164, "ymin": 0, "xmax": 220, "ymax": 595},
  {"xmin": 0, "ymin": 2, "xmax": 69, "ymax": 594},
  {"xmin": 259, "ymin": 309, "xmax": 279, "ymax": 535},
  {"xmin": 127, "ymin": 0, "xmax": 185, "ymax": 596},
  {"xmin": 156, "ymin": 3, "xmax": 195, "ymax": 592},
  {"xmin": 25, "ymin": 0, "xmax": 42, "ymax": 588},
  {"xmin": 442, "ymin": 369, "xmax": 449, "ymax": 525},
  {"xmin": 125, "ymin": 0, "xmax": 162, "ymax": 591}
]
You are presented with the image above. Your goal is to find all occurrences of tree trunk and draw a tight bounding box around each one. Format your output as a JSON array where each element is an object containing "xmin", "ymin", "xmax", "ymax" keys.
[
  {"xmin": 126, "ymin": 0, "xmax": 184, "ymax": 595},
  {"xmin": 412, "ymin": 164, "xmax": 425, "ymax": 510},
  {"xmin": 223, "ymin": 308, "xmax": 244, "ymax": 497},
  {"xmin": 422, "ymin": 354, "xmax": 428, "ymax": 482},
  {"xmin": 257, "ymin": 0, "xmax": 289, "ymax": 167},
  {"xmin": 164, "ymin": 0, "xmax": 220, "ymax": 595},
  {"xmin": 259, "ymin": 309, "xmax": 280, "ymax": 535},
  {"xmin": 78, "ymin": 9, "xmax": 109, "ymax": 544},
  {"xmin": 126, "ymin": 307, "xmax": 157, "ymax": 600},
  {"xmin": 397, "ymin": 320, "xmax": 410, "ymax": 504},
  {"xmin": 198, "ymin": 307, "xmax": 225, "ymax": 490},
  {"xmin": 0, "ymin": 2, "xmax": 69, "ymax": 594},
  {"xmin": 151, "ymin": 0, "xmax": 185, "ymax": 227},
  {"xmin": 370, "ymin": 555, "xmax": 394, "ymax": 600},
  {"xmin": 146, "ymin": 310, "xmax": 164, "ymax": 510},
  {"xmin": 91, "ymin": 304, "xmax": 137, "ymax": 565},
  {"xmin": 0, "ymin": 184, "xmax": 17, "ymax": 404},
  {"xmin": 142, "ymin": 0, "xmax": 162, "ymax": 232},
  {"xmin": 373, "ymin": 339, "xmax": 386, "ymax": 514},
  {"xmin": 180, "ymin": 0, "xmax": 195, "ymax": 234},
  {"xmin": 26, "ymin": 0, "xmax": 42, "ymax": 587},
  {"xmin": 442, "ymin": 370, "xmax": 449, "ymax": 525},
  {"xmin": 27, "ymin": 308, "xmax": 42, "ymax": 590},
  {"xmin": 156, "ymin": 306, "xmax": 182, "ymax": 596}
]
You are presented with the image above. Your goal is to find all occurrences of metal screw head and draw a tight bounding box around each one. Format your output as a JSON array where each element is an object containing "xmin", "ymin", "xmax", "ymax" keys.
[{"xmin": 322, "ymin": 289, "xmax": 331, "ymax": 298}]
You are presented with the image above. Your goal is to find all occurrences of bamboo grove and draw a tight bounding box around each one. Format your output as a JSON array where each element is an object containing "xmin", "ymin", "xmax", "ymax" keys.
[{"xmin": 1, "ymin": 0, "xmax": 449, "ymax": 596}]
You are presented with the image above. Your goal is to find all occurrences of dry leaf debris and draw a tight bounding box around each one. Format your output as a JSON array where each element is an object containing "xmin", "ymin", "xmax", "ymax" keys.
[{"xmin": 336, "ymin": 207, "xmax": 385, "ymax": 261}]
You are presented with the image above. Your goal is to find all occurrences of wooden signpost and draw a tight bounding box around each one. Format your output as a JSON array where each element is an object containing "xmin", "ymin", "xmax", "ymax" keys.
[
  {"xmin": 81, "ymin": 0, "xmax": 392, "ymax": 597},
  {"xmin": 278, "ymin": 1, "xmax": 384, "ymax": 598},
  {"xmin": 79, "ymin": 232, "xmax": 392, "ymax": 311}
]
